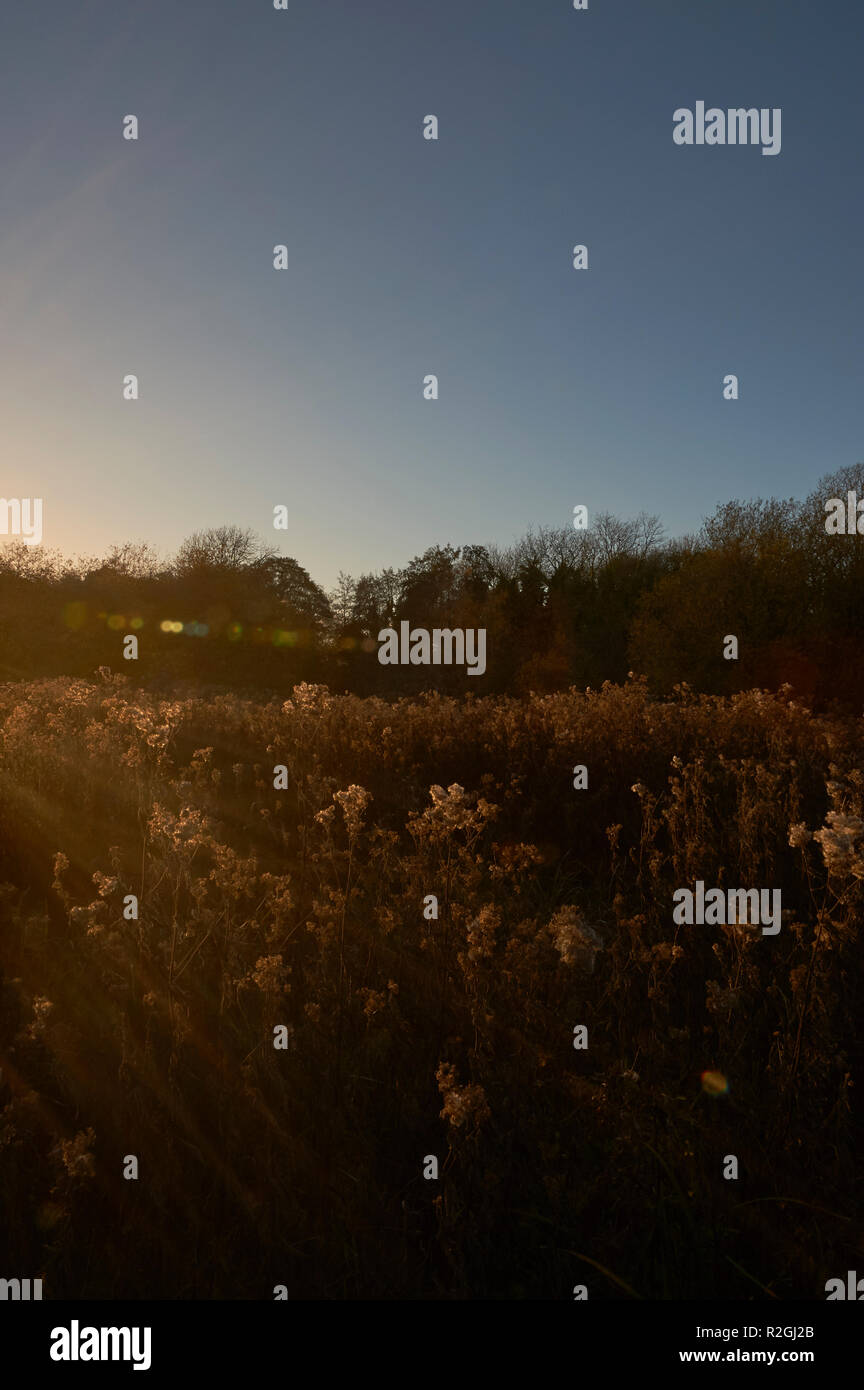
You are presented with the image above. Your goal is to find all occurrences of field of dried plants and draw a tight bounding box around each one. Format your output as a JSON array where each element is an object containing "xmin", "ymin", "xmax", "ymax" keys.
[{"xmin": 1, "ymin": 675, "xmax": 861, "ymax": 1298}]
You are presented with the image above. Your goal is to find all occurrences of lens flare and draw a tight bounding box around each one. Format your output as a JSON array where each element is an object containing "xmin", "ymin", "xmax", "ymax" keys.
[
  {"xmin": 63, "ymin": 601, "xmax": 87, "ymax": 631},
  {"xmin": 701, "ymin": 1070, "xmax": 729, "ymax": 1097}
]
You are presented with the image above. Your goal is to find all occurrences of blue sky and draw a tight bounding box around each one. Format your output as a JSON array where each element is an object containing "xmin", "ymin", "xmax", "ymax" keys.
[{"xmin": 1, "ymin": 0, "xmax": 862, "ymax": 587}]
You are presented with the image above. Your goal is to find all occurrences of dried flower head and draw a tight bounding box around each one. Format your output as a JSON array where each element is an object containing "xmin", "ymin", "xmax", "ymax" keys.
[
  {"xmin": 813, "ymin": 810, "xmax": 864, "ymax": 878},
  {"xmin": 333, "ymin": 784, "xmax": 372, "ymax": 838},
  {"xmin": 547, "ymin": 907, "xmax": 603, "ymax": 971},
  {"xmin": 436, "ymin": 1063, "xmax": 491, "ymax": 1130}
]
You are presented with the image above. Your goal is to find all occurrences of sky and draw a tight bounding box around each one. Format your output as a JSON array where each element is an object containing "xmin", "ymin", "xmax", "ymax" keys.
[{"xmin": 1, "ymin": 0, "xmax": 862, "ymax": 589}]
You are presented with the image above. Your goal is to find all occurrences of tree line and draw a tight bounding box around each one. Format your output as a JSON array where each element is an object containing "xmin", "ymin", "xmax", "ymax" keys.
[{"xmin": 1, "ymin": 463, "xmax": 863, "ymax": 705}]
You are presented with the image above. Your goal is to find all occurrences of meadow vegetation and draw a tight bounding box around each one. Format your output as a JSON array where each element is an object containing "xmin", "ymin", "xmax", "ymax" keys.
[{"xmin": 1, "ymin": 675, "xmax": 861, "ymax": 1297}]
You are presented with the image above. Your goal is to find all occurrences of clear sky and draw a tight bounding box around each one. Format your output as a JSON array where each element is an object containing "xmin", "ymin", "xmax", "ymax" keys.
[{"xmin": 1, "ymin": 0, "xmax": 861, "ymax": 588}]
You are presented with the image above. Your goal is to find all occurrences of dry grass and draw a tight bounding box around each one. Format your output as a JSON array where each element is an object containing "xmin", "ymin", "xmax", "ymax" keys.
[{"xmin": 0, "ymin": 675, "xmax": 861, "ymax": 1298}]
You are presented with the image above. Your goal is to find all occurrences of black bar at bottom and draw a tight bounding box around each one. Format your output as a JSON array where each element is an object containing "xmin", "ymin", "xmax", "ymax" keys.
[{"xmin": 1, "ymin": 1299, "xmax": 858, "ymax": 1376}]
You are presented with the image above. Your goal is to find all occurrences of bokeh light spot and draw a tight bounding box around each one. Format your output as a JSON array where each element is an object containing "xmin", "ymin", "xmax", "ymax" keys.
[
  {"xmin": 63, "ymin": 601, "xmax": 87, "ymax": 631},
  {"xmin": 701, "ymin": 1070, "xmax": 729, "ymax": 1097}
]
